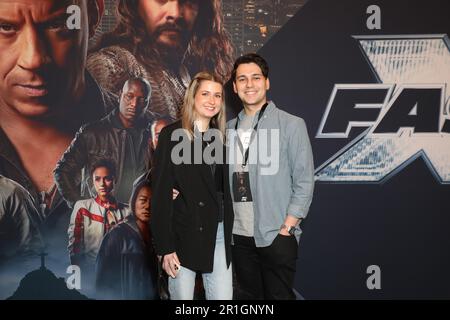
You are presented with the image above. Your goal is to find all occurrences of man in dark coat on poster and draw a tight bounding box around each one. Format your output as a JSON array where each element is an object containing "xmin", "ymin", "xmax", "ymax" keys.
[{"xmin": 54, "ymin": 78, "xmax": 152, "ymax": 205}]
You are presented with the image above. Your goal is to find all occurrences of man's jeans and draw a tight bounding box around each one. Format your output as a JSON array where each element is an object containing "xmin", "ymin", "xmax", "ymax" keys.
[{"xmin": 169, "ymin": 222, "xmax": 233, "ymax": 300}]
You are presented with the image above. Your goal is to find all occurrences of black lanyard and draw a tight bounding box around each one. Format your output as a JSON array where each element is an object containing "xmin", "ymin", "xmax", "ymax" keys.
[{"xmin": 234, "ymin": 103, "xmax": 268, "ymax": 168}]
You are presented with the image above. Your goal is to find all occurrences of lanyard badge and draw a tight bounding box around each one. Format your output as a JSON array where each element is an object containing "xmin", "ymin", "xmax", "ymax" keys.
[{"xmin": 234, "ymin": 103, "xmax": 268, "ymax": 169}]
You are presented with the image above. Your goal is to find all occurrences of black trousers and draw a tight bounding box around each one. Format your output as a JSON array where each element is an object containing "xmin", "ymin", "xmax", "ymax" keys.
[{"xmin": 232, "ymin": 234, "xmax": 298, "ymax": 300}]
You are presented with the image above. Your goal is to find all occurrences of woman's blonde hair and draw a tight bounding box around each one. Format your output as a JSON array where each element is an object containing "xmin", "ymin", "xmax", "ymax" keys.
[{"xmin": 181, "ymin": 71, "xmax": 226, "ymax": 140}]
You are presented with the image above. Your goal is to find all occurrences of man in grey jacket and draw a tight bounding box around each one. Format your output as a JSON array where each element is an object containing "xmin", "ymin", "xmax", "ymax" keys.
[
  {"xmin": 228, "ymin": 53, "xmax": 314, "ymax": 300},
  {"xmin": 54, "ymin": 78, "xmax": 152, "ymax": 206}
]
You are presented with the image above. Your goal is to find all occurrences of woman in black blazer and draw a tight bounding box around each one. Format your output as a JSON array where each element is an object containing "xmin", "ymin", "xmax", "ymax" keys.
[{"xmin": 151, "ymin": 72, "xmax": 234, "ymax": 300}]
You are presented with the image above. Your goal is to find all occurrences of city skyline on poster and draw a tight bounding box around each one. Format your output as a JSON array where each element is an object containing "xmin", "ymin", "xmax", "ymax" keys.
[{"xmin": 92, "ymin": 0, "xmax": 308, "ymax": 56}]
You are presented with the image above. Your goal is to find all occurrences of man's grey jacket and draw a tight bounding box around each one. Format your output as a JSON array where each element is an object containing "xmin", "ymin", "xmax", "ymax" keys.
[{"xmin": 227, "ymin": 101, "xmax": 315, "ymax": 247}]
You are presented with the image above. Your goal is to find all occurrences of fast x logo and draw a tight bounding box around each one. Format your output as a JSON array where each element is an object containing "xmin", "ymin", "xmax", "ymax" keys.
[{"xmin": 315, "ymin": 34, "xmax": 450, "ymax": 183}]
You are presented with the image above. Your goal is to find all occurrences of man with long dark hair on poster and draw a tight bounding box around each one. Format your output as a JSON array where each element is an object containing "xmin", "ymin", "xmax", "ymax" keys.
[{"xmin": 87, "ymin": 0, "xmax": 234, "ymax": 120}]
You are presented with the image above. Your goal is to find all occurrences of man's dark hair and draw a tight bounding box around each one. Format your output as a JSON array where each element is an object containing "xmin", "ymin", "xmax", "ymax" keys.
[
  {"xmin": 129, "ymin": 173, "xmax": 152, "ymax": 214},
  {"xmin": 90, "ymin": 159, "xmax": 116, "ymax": 178},
  {"xmin": 124, "ymin": 77, "xmax": 152, "ymax": 99},
  {"xmin": 92, "ymin": 0, "xmax": 234, "ymax": 84},
  {"xmin": 231, "ymin": 53, "xmax": 269, "ymax": 82}
]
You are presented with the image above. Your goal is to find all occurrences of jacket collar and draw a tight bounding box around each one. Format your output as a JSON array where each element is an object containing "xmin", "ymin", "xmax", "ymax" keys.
[
  {"xmin": 95, "ymin": 196, "xmax": 119, "ymax": 210},
  {"xmin": 123, "ymin": 214, "xmax": 153, "ymax": 245},
  {"xmin": 237, "ymin": 100, "xmax": 277, "ymax": 122},
  {"xmin": 0, "ymin": 130, "xmax": 66, "ymax": 217},
  {"xmin": 124, "ymin": 214, "xmax": 140, "ymax": 234}
]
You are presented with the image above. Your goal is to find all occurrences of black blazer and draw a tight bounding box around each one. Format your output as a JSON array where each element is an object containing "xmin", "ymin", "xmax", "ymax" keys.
[{"xmin": 151, "ymin": 121, "xmax": 234, "ymax": 272}]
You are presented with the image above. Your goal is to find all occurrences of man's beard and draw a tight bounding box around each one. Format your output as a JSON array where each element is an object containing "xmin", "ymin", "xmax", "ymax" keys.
[{"xmin": 147, "ymin": 21, "xmax": 191, "ymax": 70}]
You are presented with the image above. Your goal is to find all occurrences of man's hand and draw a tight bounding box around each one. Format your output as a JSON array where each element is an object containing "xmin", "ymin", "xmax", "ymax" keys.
[
  {"xmin": 172, "ymin": 189, "xmax": 180, "ymax": 200},
  {"xmin": 162, "ymin": 252, "xmax": 181, "ymax": 278},
  {"xmin": 279, "ymin": 228, "xmax": 291, "ymax": 236},
  {"xmin": 279, "ymin": 216, "xmax": 302, "ymax": 236}
]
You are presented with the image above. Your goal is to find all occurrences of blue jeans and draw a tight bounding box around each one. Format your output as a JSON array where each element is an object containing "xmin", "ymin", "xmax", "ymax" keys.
[{"xmin": 169, "ymin": 222, "xmax": 232, "ymax": 300}]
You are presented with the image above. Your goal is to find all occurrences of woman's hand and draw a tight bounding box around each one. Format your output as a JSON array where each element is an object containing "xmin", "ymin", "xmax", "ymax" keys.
[
  {"xmin": 172, "ymin": 189, "xmax": 180, "ymax": 200},
  {"xmin": 162, "ymin": 252, "xmax": 181, "ymax": 278}
]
